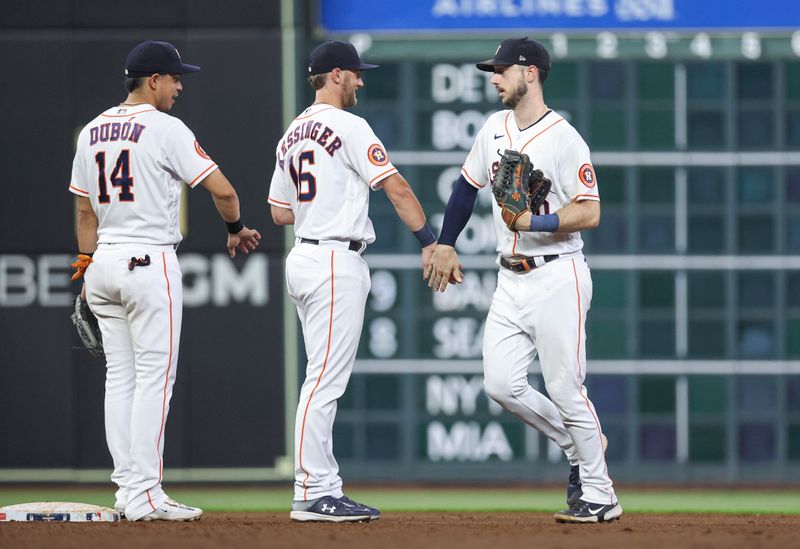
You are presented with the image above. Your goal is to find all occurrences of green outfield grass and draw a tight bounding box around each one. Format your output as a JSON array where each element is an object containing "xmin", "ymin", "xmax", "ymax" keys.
[{"xmin": 1, "ymin": 487, "xmax": 799, "ymax": 515}]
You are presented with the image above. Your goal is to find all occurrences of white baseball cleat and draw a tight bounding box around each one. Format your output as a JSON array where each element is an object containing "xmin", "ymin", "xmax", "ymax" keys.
[{"xmin": 139, "ymin": 498, "xmax": 203, "ymax": 522}]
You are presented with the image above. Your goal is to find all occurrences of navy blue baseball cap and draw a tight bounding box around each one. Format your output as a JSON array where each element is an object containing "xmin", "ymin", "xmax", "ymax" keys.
[
  {"xmin": 476, "ymin": 37, "xmax": 551, "ymax": 72},
  {"xmin": 307, "ymin": 40, "xmax": 379, "ymax": 76},
  {"xmin": 125, "ymin": 40, "xmax": 200, "ymax": 77}
]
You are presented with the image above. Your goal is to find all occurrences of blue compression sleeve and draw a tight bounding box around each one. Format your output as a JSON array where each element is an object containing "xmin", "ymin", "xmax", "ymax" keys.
[
  {"xmin": 438, "ymin": 175, "xmax": 479, "ymax": 246},
  {"xmin": 529, "ymin": 213, "xmax": 560, "ymax": 232}
]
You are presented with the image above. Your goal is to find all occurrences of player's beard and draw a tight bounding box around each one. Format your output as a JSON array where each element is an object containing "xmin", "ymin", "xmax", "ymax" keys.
[
  {"xmin": 342, "ymin": 85, "xmax": 357, "ymax": 108},
  {"xmin": 500, "ymin": 78, "xmax": 527, "ymax": 110}
]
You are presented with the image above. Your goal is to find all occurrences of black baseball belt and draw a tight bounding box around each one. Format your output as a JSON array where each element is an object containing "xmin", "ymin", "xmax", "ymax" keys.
[
  {"xmin": 499, "ymin": 254, "xmax": 559, "ymax": 273},
  {"xmin": 300, "ymin": 238, "xmax": 366, "ymax": 254}
]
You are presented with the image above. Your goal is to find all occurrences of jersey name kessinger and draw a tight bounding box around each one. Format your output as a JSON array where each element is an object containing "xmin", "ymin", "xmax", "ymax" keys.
[
  {"xmin": 68, "ymin": 103, "xmax": 218, "ymax": 245},
  {"xmin": 461, "ymin": 110, "xmax": 600, "ymax": 258},
  {"xmin": 268, "ymin": 103, "xmax": 398, "ymax": 244}
]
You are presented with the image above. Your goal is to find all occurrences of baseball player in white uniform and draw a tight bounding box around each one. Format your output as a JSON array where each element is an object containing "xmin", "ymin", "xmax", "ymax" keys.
[
  {"xmin": 426, "ymin": 38, "xmax": 621, "ymax": 524},
  {"xmin": 69, "ymin": 40, "xmax": 261, "ymax": 522},
  {"xmin": 269, "ymin": 41, "xmax": 437, "ymax": 522}
]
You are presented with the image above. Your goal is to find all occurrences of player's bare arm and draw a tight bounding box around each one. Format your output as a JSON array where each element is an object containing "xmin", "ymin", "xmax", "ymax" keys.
[
  {"xmin": 73, "ymin": 196, "xmax": 99, "ymax": 299},
  {"xmin": 381, "ymin": 172, "xmax": 437, "ymax": 270},
  {"xmin": 200, "ymin": 168, "xmax": 262, "ymax": 258},
  {"xmin": 270, "ymin": 205, "xmax": 295, "ymax": 225},
  {"xmin": 75, "ymin": 196, "xmax": 99, "ymax": 254},
  {"xmin": 512, "ymin": 200, "xmax": 600, "ymax": 233}
]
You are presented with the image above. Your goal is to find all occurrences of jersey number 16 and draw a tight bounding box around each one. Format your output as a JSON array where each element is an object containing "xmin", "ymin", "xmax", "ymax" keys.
[{"xmin": 289, "ymin": 150, "xmax": 316, "ymax": 202}]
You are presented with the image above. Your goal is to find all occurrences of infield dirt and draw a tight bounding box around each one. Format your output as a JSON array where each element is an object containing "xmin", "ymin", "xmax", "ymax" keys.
[{"xmin": 1, "ymin": 512, "xmax": 797, "ymax": 549}]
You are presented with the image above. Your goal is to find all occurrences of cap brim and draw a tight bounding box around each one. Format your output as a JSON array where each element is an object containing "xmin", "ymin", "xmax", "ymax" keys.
[
  {"xmin": 476, "ymin": 58, "xmax": 512, "ymax": 72},
  {"xmin": 176, "ymin": 63, "xmax": 201, "ymax": 74}
]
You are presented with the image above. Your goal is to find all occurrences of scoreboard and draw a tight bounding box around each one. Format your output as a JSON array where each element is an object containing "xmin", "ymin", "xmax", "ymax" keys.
[{"xmin": 296, "ymin": 1, "xmax": 800, "ymax": 481}]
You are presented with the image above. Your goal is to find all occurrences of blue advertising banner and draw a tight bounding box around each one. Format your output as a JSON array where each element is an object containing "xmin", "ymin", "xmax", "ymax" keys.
[{"xmin": 319, "ymin": 0, "xmax": 800, "ymax": 32}]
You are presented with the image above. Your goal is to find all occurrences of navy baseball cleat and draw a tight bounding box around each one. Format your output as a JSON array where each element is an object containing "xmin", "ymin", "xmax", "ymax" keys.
[
  {"xmin": 554, "ymin": 499, "xmax": 623, "ymax": 524},
  {"xmin": 566, "ymin": 433, "xmax": 609, "ymax": 505},
  {"xmin": 290, "ymin": 495, "xmax": 371, "ymax": 522},
  {"xmin": 339, "ymin": 495, "xmax": 381, "ymax": 520},
  {"xmin": 566, "ymin": 464, "xmax": 582, "ymax": 506}
]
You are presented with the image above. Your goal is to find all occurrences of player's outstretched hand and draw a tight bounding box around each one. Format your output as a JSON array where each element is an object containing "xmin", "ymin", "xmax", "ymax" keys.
[
  {"xmin": 424, "ymin": 244, "xmax": 463, "ymax": 293},
  {"xmin": 227, "ymin": 227, "xmax": 262, "ymax": 258},
  {"xmin": 421, "ymin": 242, "xmax": 437, "ymax": 273}
]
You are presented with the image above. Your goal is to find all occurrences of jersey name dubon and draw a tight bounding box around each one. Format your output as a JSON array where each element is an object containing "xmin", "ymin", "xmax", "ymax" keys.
[{"xmin": 89, "ymin": 122, "xmax": 146, "ymax": 146}]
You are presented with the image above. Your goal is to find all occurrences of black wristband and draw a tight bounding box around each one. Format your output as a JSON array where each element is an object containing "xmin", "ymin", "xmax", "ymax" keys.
[
  {"xmin": 78, "ymin": 252, "xmax": 94, "ymax": 257},
  {"xmin": 413, "ymin": 223, "xmax": 437, "ymax": 248},
  {"xmin": 226, "ymin": 219, "xmax": 244, "ymax": 234}
]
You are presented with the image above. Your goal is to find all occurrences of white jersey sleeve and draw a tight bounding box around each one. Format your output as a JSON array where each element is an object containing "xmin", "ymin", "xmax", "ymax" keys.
[
  {"xmin": 69, "ymin": 129, "xmax": 91, "ymax": 198},
  {"xmin": 162, "ymin": 120, "xmax": 218, "ymax": 188},
  {"xmin": 343, "ymin": 118, "xmax": 398, "ymax": 190},
  {"xmin": 560, "ymin": 137, "xmax": 600, "ymax": 202},
  {"xmin": 460, "ymin": 122, "xmax": 492, "ymax": 189},
  {"xmin": 268, "ymin": 157, "xmax": 293, "ymax": 210}
]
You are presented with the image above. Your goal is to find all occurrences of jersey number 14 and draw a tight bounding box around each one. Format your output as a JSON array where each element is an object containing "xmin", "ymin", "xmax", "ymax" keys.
[{"xmin": 95, "ymin": 150, "xmax": 134, "ymax": 203}]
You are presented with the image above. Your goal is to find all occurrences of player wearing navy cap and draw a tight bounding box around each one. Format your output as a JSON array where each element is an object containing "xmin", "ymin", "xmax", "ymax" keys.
[
  {"xmin": 426, "ymin": 37, "xmax": 622, "ymax": 524},
  {"xmin": 269, "ymin": 40, "xmax": 436, "ymax": 522},
  {"xmin": 69, "ymin": 40, "xmax": 260, "ymax": 522}
]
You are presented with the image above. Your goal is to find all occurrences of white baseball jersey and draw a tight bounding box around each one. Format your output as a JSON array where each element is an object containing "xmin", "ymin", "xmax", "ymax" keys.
[
  {"xmin": 267, "ymin": 103, "xmax": 398, "ymax": 244},
  {"xmin": 68, "ymin": 103, "xmax": 218, "ymax": 245},
  {"xmin": 468, "ymin": 110, "xmax": 617, "ymax": 506},
  {"xmin": 461, "ymin": 109, "xmax": 600, "ymax": 257}
]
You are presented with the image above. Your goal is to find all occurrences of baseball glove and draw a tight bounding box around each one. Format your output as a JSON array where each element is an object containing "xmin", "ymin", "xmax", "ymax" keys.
[
  {"xmin": 491, "ymin": 150, "xmax": 552, "ymax": 231},
  {"xmin": 71, "ymin": 294, "xmax": 104, "ymax": 359}
]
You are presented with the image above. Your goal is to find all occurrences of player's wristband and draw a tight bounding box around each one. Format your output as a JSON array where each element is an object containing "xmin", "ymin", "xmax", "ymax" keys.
[
  {"xmin": 413, "ymin": 223, "xmax": 437, "ymax": 247},
  {"xmin": 529, "ymin": 213, "xmax": 559, "ymax": 232},
  {"xmin": 226, "ymin": 219, "xmax": 244, "ymax": 234},
  {"xmin": 78, "ymin": 252, "xmax": 94, "ymax": 257}
]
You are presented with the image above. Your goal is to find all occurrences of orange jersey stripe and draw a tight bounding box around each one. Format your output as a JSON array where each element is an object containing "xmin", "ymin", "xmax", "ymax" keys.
[
  {"xmin": 298, "ymin": 250, "xmax": 336, "ymax": 500},
  {"xmin": 572, "ymin": 259, "xmax": 583, "ymax": 380},
  {"xmin": 268, "ymin": 196, "xmax": 291, "ymax": 207},
  {"xmin": 369, "ymin": 167, "xmax": 397, "ymax": 187},
  {"xmin": 573, "ymin": 257, "xmax": 614, "ymax": 504},
  {"xmin": 70, "ymin": 184, "xmax": 89, "ymax": 195},
  {"xmin": 503, "ymin": 111, "xmax": 513, "ymax": 149},
  {"xmin": 461, "ymin": 167, "xmax": 485, "ymax": 189},
  {"xmin": 519, "ymin": 118, "xmax": 566, "ymax": 153},
  {"xmin": 294, "ymin": 106, "xmax": 336, "ymax": 121},
  {"xmin": 188, "ymin": 163, "xmax": 218, "ymax": 187},
  {"xmin": 156, "ymin": 252, "xmax": 174, "ymax": 484},
  {"xmin": 100, "ymin": 108, "xmax": 156, "ymax": 118},
  {"xmin": 574, "ymin": 193, "xmax": 600, "ymax": 201}
]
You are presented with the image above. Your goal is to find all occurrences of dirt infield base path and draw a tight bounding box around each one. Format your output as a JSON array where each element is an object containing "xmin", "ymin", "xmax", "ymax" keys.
[{"xmin": 2, "ymin": 512, "xmax": 798, "ymax": 549}]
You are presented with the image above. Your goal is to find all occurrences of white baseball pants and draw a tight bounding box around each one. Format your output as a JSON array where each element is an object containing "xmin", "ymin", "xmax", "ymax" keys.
[
  {"xmin": 285, "ymin": 241, "xmax": 370, "ymax": 502},
  {"xmin": 483, "ymin": 256, "xmax": 617, "ymax": 505},
  {"xmin": 85, "ymin": 244, "xmax": 182, "ymax": 521}
]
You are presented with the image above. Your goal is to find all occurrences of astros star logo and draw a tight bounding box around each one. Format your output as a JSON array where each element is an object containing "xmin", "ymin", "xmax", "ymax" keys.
[{"xmin": 368, "ymin": 143, "xmax": 389, "ymax": 166}]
